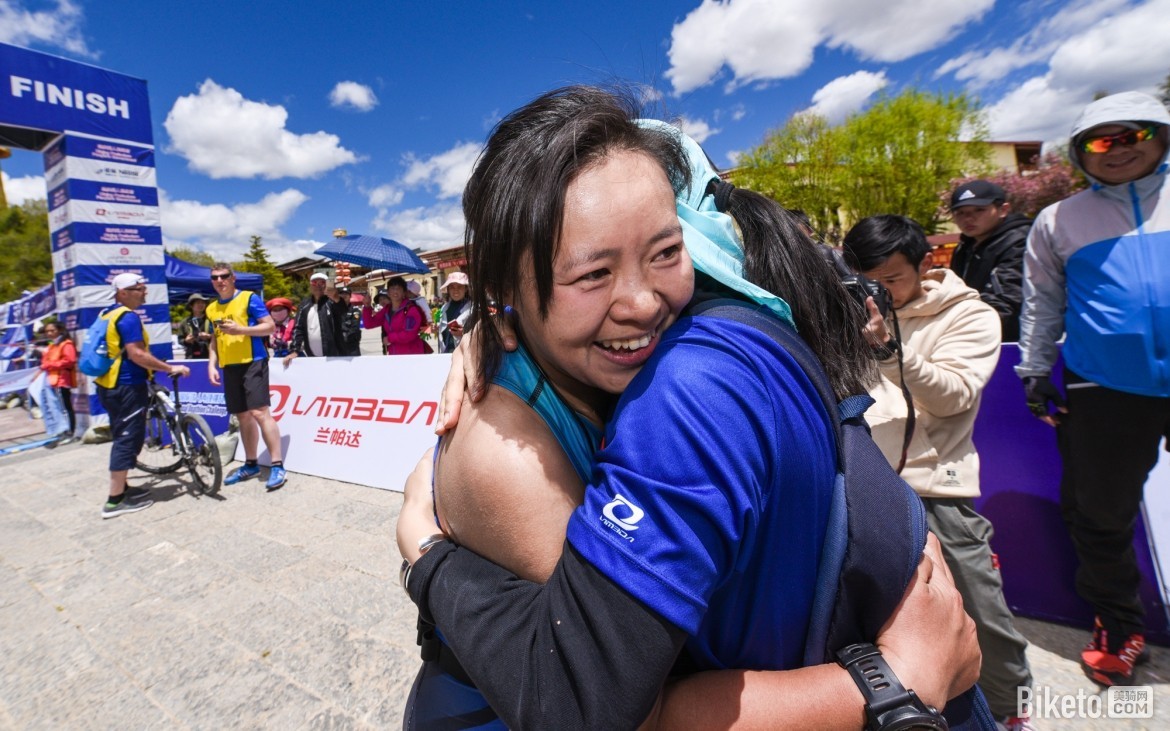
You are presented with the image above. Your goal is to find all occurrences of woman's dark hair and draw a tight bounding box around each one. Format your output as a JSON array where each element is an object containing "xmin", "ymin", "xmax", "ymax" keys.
[
  {"xmin": 385, "ymin": 276, "xmax": 408, "ymax": 292},
  {"xmin": 841, "ymin": 215, "xmax": 930, "ymax": 271},
  {"xmin": 727, "ymin": 188, "xmax": 877, "ymax": 397},
  {"xmin": 463, "ymin": 85, "xmax": 689, "ymax": 383}
]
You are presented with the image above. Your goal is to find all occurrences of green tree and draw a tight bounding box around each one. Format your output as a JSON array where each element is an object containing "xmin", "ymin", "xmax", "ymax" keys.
[
  {"xmin": 0, "ymin": 200, "xmax": 53, "ymax": 303},
  {"xmin": 733, "ymin": 114, "xmax": 849, "ymax": 240},
  {"xmin": 732, "ymin": 88, "xmax": 989, "ymax": 237},
  {"xmin": 235, "ymin": 235, "xmax": 292, "ymax": 300}
]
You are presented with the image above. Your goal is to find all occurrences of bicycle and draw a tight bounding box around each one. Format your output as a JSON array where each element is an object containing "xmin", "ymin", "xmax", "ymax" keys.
[{"xmin": 135, "ymin": 374, "xmax": 223, "ymax": 495}]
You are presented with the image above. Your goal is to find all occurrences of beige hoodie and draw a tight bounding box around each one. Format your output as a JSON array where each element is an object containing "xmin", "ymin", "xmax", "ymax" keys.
[{"xmin": 867, "ymin": 268, "xmax": 1001, "ymax": 499}]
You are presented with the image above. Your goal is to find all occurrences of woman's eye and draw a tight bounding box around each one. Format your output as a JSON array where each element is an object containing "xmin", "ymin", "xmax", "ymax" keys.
[
  {"xmin": 577, "ymin": 268, "xmax": 610, "ymax": 283},
  {"xmin": 654, "ymin": 244, "xmax": 681, "ymax": 262}
]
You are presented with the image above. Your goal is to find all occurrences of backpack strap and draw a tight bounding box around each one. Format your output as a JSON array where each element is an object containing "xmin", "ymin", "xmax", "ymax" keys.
[{"xmin": 692, "ymin": 299, "xmax": 927, "ymax": 665}]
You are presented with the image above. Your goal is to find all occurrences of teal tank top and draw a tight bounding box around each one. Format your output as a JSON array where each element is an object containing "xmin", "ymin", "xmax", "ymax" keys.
[{"xmin": 492, "ymin": 344, "xmax": 603, "ymax": 483}]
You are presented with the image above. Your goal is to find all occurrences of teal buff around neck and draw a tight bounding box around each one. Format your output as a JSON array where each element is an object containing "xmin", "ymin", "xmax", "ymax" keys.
[{"xmin": 636, "ymin": 118, "xmax": 795, "ymax": 328}]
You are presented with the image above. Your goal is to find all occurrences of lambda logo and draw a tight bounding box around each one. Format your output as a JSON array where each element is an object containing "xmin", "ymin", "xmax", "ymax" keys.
[
  {"xmin": 601, "ymin": 494, "xmax": 645, "ymax": 542},
  {"xmin": 268, "ymin": 383, "xmax": 437, "ymax": 425}
]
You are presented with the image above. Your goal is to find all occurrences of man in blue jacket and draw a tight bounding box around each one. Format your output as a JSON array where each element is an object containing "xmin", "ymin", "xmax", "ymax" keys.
[{"xmin": 1017, "ymin": 91, "xmax": 1170, "ymax": 687}]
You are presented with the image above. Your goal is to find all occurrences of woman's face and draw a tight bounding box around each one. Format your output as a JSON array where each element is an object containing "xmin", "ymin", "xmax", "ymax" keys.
[
  {"xmin": 515, "ymin": 149, "xmax": 693, "ymax": 418},
  {"xmin": 388, "ymin": 284, "xmax": 405, "ymax": 307},
  {"xmin": 44, "ymin": 324, "xmax": 60, "ymax": 340},
  {"xmin": 447, "ymin": 283, "xmax": 468, "ymax": 302},
  {"xmin": 271, "ymin": 306, "xmax": 289, "ymax": 323}
]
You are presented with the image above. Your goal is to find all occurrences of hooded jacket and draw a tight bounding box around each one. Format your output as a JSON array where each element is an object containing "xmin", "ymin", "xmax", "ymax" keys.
[
  {"xmin": 950, "ymin": 212, "xmax": 1031, "ymax": 342},
  {"xmin": 867, "ymin": 268, "xmax": 1001, "ymax": 499},
  {"xmin": 1016, "ymin": 91, "xmax": 1170, "ymax": 397}
]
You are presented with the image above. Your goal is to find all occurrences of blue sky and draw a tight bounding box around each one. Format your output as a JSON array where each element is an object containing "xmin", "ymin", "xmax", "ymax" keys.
[{"xmin": 2, "ymin": 0, "xmax": 1169, "ymax": 264}]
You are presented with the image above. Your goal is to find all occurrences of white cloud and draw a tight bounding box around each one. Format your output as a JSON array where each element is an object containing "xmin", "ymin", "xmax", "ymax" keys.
[
  {"xmin": 400, "ymin": 142, "xmax": 481, "ymax": 200},
  {"xmin": 160, "ymin": 188, "xmax": 313, "ymax": 262},
  {"xmin": 164, "ymin": 79, "xmax": 359, "ymax": 180},
  {"xmin": 362, "ymin": 142, "xmax": 481, "ymax": 250},
  {"xmin": 328, "ymin": 81, "xmax": 378, "ymax": 112},
  {"xmin": 0, "ymin": 0, "xmax": 92, "ymax": 57},
  {"xmin": 936, "ymin": 0, "xmax": 1130, "ymax": 87},
  {"xmin": 366, "ymin": 183, "xmax": 403, "ymax": 209},
  {"xmin": 678, "ymin": 116, "xmax": 719, "ymax": 143},
  {"xmin": 665, "ymin": 0, "xmax": 992, "ymax": 94},
  {"xmin": 802, "ymin": 70, "xmax": 888, "ymax": 124},
  {"xmin": 982, "ymin": 0, "xmax": 1170, "ymax": 142},
  {"xmin": 1, "ymin": 171, "xmax": 47, "ymax": 205},
  {"xmin": 372, "ymin": 202, "xmax": 465, "ymax": 252}
]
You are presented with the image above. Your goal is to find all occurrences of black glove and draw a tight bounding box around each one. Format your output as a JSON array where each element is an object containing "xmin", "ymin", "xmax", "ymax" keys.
[{"xmin": 1023, "ymin": 376, "xmax": 1066, "ymax": 418}]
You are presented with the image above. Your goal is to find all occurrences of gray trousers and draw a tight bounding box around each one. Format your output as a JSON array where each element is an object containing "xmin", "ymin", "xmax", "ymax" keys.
[{"xmin": 925, "ymin": 497, "xmax": 1033, "ymax": 718}]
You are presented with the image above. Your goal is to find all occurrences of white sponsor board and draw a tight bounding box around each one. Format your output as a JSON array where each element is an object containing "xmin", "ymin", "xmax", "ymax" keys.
[
  {"xmin": 52, "ymin": 242, "xmax": 165, "ymax": 271},
  {"xmin": 236, "ymin": 354, "xmax": 450, "ymax": 491},
  {"xmin": 47, "ymin": 155, "xmax": 157, "ymax": 188},
  {"xmin": 65, "ymin": 282, "xmax": 168, "ymax": 310},
  {"xmin": 57, "ymin": 198, "xmax": 160, "ymax": 227}
]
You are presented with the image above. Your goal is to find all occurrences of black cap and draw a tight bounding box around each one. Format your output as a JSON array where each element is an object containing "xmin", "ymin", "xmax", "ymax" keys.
[
  {"xmin": 950, "ymin": 180, "xmax": 1006, "ymax": 210},
  {"xmin": 336, "ymin": 286, "xmax": 351, "ymax": 295}
]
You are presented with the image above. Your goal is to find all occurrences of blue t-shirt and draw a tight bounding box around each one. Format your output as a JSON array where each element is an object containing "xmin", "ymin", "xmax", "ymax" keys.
[
  {"xmin": 115, "ymin": 310, "xmax": 149, "ymax": 386},
  {"xmin": 214, "ymin": 292, "xmax": 271, "ymax": 363},
  {"xmin": 566, "ymin": 314, "xmax": 835, "ymax": 671}
]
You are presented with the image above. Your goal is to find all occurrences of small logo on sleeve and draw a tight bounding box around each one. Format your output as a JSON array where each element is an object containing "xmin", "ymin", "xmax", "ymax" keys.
[{"xmin": 601, "ymin": 494, "xmax": 644, "ymax": 542}]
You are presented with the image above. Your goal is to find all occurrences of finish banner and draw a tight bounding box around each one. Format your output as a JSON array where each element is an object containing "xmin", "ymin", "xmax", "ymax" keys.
[{"xmin": 236, "ymin": 354, "xmax": 450, "ymax": 491}]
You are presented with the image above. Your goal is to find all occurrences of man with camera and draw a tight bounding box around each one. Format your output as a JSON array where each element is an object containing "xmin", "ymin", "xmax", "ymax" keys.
[
  {"xmin": 1017, "ymin": 91, "xmax": 1170, "ymax": 687},
  {"xmin": 843, "ymin": 215, "xmax": 1034, "ymax": 730}
]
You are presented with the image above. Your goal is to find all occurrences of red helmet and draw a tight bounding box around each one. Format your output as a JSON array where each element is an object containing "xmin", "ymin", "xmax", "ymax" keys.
[{"xmin": 266, "ymin": 297, "xmax": 294, "ymax": 312}]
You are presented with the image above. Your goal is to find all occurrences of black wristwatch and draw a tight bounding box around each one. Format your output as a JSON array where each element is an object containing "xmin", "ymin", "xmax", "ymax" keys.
[{"xmin": 836, "ymin": 643, "xmax": 948, "ymax": 731}]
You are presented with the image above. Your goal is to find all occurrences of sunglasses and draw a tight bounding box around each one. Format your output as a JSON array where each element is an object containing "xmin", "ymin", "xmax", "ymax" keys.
[
  {"xmin": 210, "ymin": 273, "xmax": 233, "ymax": 281},
  {"xmin": 1080, "ymin": 125, "xmax": 1158, "ymax": 154}
]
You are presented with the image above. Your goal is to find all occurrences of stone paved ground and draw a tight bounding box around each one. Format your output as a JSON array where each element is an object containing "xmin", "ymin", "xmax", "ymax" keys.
[{"xmin": 1, "ymin": 433, "xmax": 1168, "ymax": 730}]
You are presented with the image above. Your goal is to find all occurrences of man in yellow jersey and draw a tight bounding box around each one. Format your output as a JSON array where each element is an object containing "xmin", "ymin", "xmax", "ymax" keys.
[
  {"xmin": 97, "ymin": 273, "xmax": 190, "ymax": 518},
  {"xmin": 206, "ymin": 263, "xmax": 286, "ymax": 490}
]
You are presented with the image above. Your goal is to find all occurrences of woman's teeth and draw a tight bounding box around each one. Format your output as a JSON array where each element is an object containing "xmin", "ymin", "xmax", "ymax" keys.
[{"xmin": 600, "ymin": 334, "xmax": 652, "ymax": 351}]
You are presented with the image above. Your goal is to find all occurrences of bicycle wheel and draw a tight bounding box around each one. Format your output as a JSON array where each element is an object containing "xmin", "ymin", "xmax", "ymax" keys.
[
  {"xmin": 180, "ymin": 413, "xmax": 222, "ymax": 495},
  {"xmin": 135, "ymin": 401, "xmax": 183, "ymax": 474}
]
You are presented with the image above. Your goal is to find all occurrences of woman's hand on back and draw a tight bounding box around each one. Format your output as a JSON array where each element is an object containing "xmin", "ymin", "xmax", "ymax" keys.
[
  {"xmin": 435, "ymin": 317, "xmax": 519, "ymax": 434},
  {"xmin": 876, "ymin": 532, "xmax": 981, "ymax": 711}
]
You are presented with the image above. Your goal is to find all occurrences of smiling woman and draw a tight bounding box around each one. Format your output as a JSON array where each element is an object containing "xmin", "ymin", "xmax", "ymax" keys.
[{"xmin": 399, "ymin": 85, "xmax": 984, "ymax": 731}]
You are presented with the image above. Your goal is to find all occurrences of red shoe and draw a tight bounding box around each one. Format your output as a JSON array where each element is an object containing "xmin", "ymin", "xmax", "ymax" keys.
[{"xmin": 1081, "ymin": 617, "xmax": 1149, "ymax": 686}]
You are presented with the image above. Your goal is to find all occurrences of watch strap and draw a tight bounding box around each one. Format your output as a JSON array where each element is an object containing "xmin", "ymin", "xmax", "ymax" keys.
[{"xmin": 836, "ymin": 643, "xmax": 946, "ymax": 731}]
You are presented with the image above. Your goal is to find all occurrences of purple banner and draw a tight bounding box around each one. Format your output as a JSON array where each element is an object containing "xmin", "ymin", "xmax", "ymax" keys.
[{"xmin": 974, "ymin": 344, "xmax": 1168, "ymax": 644}]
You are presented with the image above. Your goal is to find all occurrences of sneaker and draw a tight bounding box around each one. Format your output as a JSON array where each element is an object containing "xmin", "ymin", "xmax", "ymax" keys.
[
  {"xmin": 1081, "ymin": 616, "xmax": 1149, "ymax": 686},
  {"xmin": 998, "ymin": 715, "xmax": 1037, "ymax": 731},
  {"xmin": 224, "ymin": 464, "xmax": 262, "ymax": 485},
  {"xmin": 265, "ymin": 465, "xmax": 287, "ymax": 491},
  {"xmin": 124, "ymin": 486, "xmax": 151, "ymax": 503},
  {"xmin": 102, "ymin": 497, "xmax": 153, "ymax": 519}
]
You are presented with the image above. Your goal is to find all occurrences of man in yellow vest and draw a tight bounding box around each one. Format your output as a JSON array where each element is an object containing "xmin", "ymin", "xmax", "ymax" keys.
[
  {"xmin": 206, "ymin": 262, "xmax": 286, "ymax": 490},
  {"xmin": 98, "ymin": 273, "xmax": 190, "ymax": 518}
]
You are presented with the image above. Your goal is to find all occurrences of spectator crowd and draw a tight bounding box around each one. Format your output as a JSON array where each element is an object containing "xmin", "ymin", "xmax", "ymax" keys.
[{"xmin": 10, "ymin": 88, "xmax": 1169, "ymax": 731}]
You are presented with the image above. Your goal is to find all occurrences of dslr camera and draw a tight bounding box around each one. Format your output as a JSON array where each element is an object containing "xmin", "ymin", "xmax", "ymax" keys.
[{"xmin": 841, "ymin": 274, "xmax": 892, "ymax": 318}]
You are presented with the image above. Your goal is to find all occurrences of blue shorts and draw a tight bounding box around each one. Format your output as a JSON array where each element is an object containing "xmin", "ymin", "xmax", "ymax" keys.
[
  {"xmin": 404, "ymin": 660, "xmax": 505, "ymax": 730},
  {"xmin": 98, "ymin": 383, "xmax": 150, "ymax": 472}
]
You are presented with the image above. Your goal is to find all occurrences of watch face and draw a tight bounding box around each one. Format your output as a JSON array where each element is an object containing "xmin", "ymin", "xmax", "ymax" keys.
[{"xmin": 883, "ymin": 712, "xmax": 947, "ymax": 731}]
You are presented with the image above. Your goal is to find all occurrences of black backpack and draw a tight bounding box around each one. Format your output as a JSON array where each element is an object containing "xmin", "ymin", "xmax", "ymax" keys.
[{"xmin": 694, "ymin": 300, "xmax": 995, "ymax": 730}]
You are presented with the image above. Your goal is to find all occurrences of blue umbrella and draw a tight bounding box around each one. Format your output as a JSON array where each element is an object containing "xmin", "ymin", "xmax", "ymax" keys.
[{"xmin": 315, "ymin": 234, "xmax": 430, "ymax": 274}]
